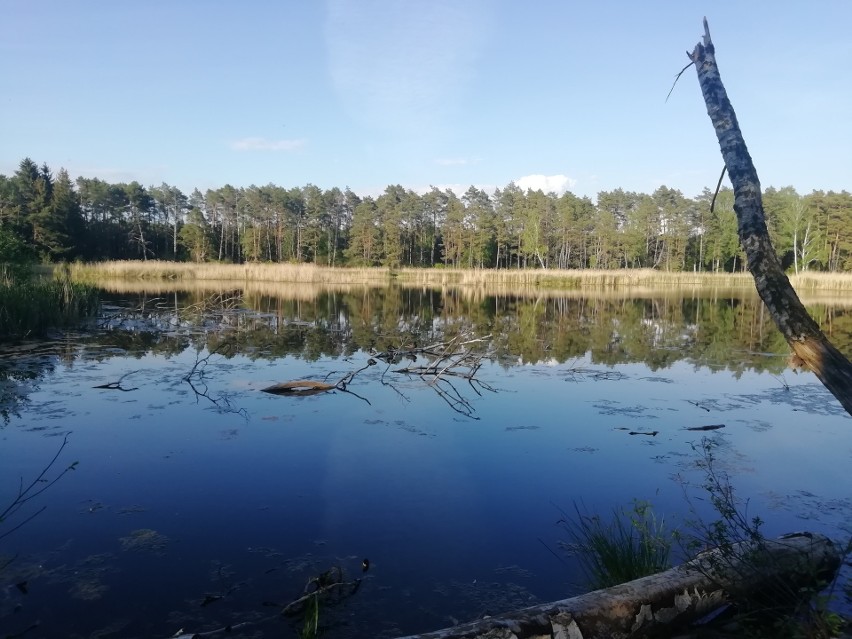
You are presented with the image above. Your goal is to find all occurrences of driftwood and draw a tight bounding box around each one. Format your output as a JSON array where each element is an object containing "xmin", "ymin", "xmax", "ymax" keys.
[
  {"xmin": 260, "ymin": 380, "xmax": 337, "ymax": 396},
  {"xmin": 690, "ymin": 18, "xmax": 852, "ymax": 418},
  {"xmin": 261, "ymin": 361, "xmax": 376, "ymax": 404},
  {"xmin": 395, "ymin": 532, "xmax": 840, "ymax": 639}
]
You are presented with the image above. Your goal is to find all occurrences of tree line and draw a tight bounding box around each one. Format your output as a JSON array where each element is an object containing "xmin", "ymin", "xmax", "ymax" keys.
[{"xmin": 1, "ymin": 157, "xmax": 851, "ymax": 272}]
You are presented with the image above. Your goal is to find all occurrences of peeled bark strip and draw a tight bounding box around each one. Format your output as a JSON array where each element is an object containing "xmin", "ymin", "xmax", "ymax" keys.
[
  {"xmin": 395, "ymin": 533, "xmax": 840, "ymax": 639},
  {"xmin": 690, "ymin": 18, "xmax": 852, "ymax": 417}
]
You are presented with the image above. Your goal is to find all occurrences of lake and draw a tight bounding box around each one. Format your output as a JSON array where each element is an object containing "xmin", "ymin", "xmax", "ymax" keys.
[{"xmin": 1, "ymin": 283, "xmax": 850, "ymax": 638}]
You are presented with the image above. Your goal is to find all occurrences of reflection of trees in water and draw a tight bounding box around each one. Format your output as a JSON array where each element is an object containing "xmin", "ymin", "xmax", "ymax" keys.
[
  {"xmin": 96, "ymin": 287, "xmax": 838, "ymax": 375},
  {"xmin": 0, "ymin": 355, "xmax": 50, "ymax": 425},
  {"xmin": 4, "ymin": 287, "xmax": 849, "ymax": 421}
]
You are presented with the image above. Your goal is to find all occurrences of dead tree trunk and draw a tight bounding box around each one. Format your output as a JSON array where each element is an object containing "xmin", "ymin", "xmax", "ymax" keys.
[
  {"xmin": 395, "ymin": 532, "xmax": 840, "ymax": 639},
  {"xmin": 690, "ymin": 18, "xmax": 852, "ymax": 418}
]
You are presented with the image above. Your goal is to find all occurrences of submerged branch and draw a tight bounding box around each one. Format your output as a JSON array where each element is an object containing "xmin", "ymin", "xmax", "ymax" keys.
[
  {"xmin": 93, "ymin": 369, "xmax": 140, "ymax": 392},
  {"xmin": 384, "ymin": 333, "xmax": 495, "ymax": 417},
  {"xmin": 166, "ymin": 565, "xmax": 362, "ymax": 639},
  {"xmin": 183, "ymin": 344, "xmax": 248, "ymax": 418},
  {"xmin": 0, "ymin": 434, "xmax": 77, "ymax": 542},
  {"xmin": 262, "ymin": 334, "xmax": 493, "ymax": 415}
]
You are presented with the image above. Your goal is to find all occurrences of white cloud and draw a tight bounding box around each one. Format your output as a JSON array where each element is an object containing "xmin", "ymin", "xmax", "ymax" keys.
[
  {"xmin": 412, "ymin": 183, "xmax": 498, "ymax": 197},
  {"xmin": 354, "ymin": 182, "xmax": 498, "ymax": 200},
  {"xmin": 231, "ymin": 137, "xmax": 306, "ymax": 152},
  {"xmin": 514, "ymin": 174, "xmax": 577, "ymax": 194}
]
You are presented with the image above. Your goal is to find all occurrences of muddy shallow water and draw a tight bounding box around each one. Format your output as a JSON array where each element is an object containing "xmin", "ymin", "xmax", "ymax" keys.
[{"xmin": 1, "ymin": 285, "xmax": 850, "ymax": 638}]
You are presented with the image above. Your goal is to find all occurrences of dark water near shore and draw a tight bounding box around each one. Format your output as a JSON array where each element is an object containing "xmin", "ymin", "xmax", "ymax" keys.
[{"xmin": 1, "ymin": 284, "xmax": 850, "ymax": 638}]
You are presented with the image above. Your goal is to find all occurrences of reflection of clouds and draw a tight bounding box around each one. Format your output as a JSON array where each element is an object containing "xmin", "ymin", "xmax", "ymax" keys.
[
  {"xmin": 737, "ymin": 383, "xmax": 847, "ymax": 418},
  {"xmin": 763, "ymin": 490, "xmax": 852, "ymax": 532},
  {"xmin": 324, "ymin": 0, "xmax": 488, "ymax": 132},
  {"xmin": 592, "ymin": 399, "xmax": 659, "ymax": 418}
]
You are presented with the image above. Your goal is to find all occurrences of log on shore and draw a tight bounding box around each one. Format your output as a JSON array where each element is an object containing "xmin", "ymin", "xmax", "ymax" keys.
[{"xmin": 395, "ymin": 532, "xmax": 840, "ymax": 639}]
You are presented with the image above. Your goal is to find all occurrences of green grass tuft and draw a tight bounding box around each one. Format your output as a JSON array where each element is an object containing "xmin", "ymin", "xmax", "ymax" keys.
[
  {"xmin": 0, "ymin": 276, "xmax": 99, "ymax": 341},
  {"xmin": 559, "ymin": 500, "xmax": 673, "ymax": 590}
]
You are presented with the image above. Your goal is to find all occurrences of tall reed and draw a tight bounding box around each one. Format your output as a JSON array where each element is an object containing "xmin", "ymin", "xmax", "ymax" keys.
[
  {"xmin": 559, "ymin": 500, "xmax": 673, "ymax": 590},
  {"xmin": 69, "ymin": 260, "xmax": 391, "ymax": 284},
  {"xmin": 68, "ymin": 261, "xmax": 852, "ymax": 291},
  {"xmin": 0, "ymin": 277, "xmax": 99, "ymax": 340}
]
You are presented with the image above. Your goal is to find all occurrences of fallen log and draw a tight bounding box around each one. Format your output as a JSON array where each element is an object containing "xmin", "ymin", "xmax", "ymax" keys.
[
  {"xmin": 260, "ymin": 380, "xmax": 337, "ymax": 395},
  {"xmin": 690, "ymin": 18, "xmax": 852, "ymax": 418},
  {"xmin": 395, "ymin": 532, "xmax": 840, "ymax": 639}
]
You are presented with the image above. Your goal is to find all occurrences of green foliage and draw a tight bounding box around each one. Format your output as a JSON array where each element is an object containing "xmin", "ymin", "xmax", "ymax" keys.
[
  {"xmin": 300, "ymin": 593, "xmax": 319, "ymax": 639},
  {"xmin": 559, "ymin": 438, "xmax": 849, "ymax": 637},
  {"xmin": 0, "ymin": 275, "xmax": 99, "ymax": 341},
  {"xmin": 681, "ymin": 439, "xmax": 850, "ymax": 639},
  {"xmin": 179, "ymin": 208, "xmax": 213, "ymax": 262},
  {"xmin": 558, "ymin": 500, "xmax": 673, "ymax": 589},
  {"xmin": 346, "ymin": 198, "xmax": 381, "ymax": 265},
  {"xmin": 4, "ymin": 156, "xmax": 852, "ymax": 273},
  {"xmin": 0, "ymin": 226, "xmax": 36, "ymax": 281}
]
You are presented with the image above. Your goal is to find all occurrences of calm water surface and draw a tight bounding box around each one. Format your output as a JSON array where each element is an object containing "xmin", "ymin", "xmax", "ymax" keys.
[{"xmin": 1, "ymin": 284, "xmax": 850, "ymax": 638}]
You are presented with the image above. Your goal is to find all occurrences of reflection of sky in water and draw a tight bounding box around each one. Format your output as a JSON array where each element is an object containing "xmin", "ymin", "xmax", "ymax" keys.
[{"xmin": 1, "ymin": 340, "xmax": 851, "ymax": 636}]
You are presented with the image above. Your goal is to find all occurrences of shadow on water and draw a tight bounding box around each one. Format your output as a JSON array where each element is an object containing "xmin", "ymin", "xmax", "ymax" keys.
[{"xmin": 0, "ymin": 283, "xmax": 850, "ymax": 637}]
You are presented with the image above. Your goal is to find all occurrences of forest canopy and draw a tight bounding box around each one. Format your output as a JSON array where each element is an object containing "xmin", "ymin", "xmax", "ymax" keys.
[{"xmin": 1, "ymin": 157, "xmax": 850, "ymax": 273}]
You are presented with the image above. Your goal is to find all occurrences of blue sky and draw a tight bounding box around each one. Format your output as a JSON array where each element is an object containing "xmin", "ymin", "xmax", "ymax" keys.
[{"xmin": 1, "ymin": 1, "xmax": 850, "ymax": 201}]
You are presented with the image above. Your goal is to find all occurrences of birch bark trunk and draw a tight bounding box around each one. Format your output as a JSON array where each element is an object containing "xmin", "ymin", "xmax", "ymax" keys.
[{"xmin": 691, "ymin": 17, "xmax": 852, "ymax": 418}]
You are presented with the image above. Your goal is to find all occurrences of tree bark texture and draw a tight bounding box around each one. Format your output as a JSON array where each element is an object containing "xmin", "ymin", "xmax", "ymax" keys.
[
  {"xmin": 395, "ymin": 533, "xmax": 840, "ymax": 639},
  {"xmin": 690, "ymin": 18, "xmax": 852, "ymax": 418}
]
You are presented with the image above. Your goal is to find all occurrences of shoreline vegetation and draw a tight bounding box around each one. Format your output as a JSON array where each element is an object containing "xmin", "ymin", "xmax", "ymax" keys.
[
  {"xmin": 68, "ymin": 260, "xmax": 852, "ymax": 291},
  {"xmin": 0, "ymin": 274, "xmax": 99, "ymax": 340}
]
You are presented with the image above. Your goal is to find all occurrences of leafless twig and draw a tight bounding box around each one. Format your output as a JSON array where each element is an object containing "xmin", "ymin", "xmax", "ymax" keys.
[
  {"xmin": 665, "ymin": 59, "xmax": 696, "ymax": 102},
  {"xmin": 183, "ymin": 344, "xmax": 248, "ymax": 418},
  {"xmin": 93, "ymin": 369, "xmax": 140, "ymax": 392},
  {"xmin": 1, "ymin": 434, "xmax": 78, "ymax": 542},
  {"xmin": 710, "ymin": 165, "xmax": 727, "ymax": 214}
]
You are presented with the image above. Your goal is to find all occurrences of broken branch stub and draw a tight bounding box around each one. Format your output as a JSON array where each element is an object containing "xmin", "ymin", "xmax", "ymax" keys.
[{"xmin": 691, "ymin": 17, "xmax": 852, "ymax": 418}]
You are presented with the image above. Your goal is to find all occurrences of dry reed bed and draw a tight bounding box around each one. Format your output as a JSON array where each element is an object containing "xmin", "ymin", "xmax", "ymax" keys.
[
  {"xmin": 70, "ymin": 261, "xmax": 390, "ymax": 284},
  {"xmin": 93, "ymin": 278, "xmax": 372, "ymax": 302},
  {"xmin": 69, "ymin": 261, "xmax": 852, "ymax": 291},
  {"xmin": 396, "ymin": 267, "xmax": 759, "ymax": 289}
]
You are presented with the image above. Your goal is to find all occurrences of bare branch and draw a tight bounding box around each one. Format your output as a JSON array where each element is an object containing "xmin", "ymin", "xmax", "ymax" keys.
[
  {"xmin": 93, "ymin": 369, "xmax": 140, "ymax": 392},
  {"xmin": 0, "ymin": 434, "xmax": 77, "ymax": 542},
  {"xmin": 665, "ymin": 59, "xmax": 696, "ymax": 103},
  {"xmin": 709, "ymin": 165, "xmax": 727, "ymax": 215}
]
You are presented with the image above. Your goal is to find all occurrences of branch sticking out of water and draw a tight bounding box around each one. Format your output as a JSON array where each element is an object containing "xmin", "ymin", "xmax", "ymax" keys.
[
  {"xmin": 93, "ymin": 369, "xmax": 140, "ymax": 392},
  {"xmin": 183, "ymin": 344, "xmax": 248, "ymax": 418},
  {"xmin": 386, "ymin": 333, "xmax": 496, "ymax": 418},
  {"xmin": 261, "ymin": 334, "xmax": 494, "ymax": 416},
  {"xmin": 1, "ymin": 434, "xmax": 78, "ymax": 543}
]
